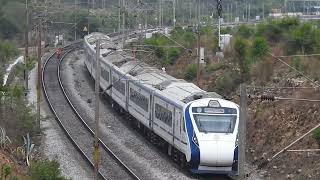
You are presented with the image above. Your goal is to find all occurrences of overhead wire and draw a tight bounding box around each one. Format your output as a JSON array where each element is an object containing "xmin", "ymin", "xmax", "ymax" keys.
[{"xmin": 269, "ymin": 52, "xmax": 320, "ymax": 88}]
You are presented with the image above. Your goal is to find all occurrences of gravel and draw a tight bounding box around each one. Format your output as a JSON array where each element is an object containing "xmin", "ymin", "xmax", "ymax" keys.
[
  {"xmin": 27, "ymin": 52, "xmax": 92, "ymax": 180},
  {"xmin": 60, "ymin": 49, "xmax": 231, "ymax": 180}
]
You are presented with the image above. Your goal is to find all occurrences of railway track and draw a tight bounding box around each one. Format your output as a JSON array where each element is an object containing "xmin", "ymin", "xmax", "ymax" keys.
[{"xmin": 42, "ymin": 41, "xmax": 140, "ymax": 180}]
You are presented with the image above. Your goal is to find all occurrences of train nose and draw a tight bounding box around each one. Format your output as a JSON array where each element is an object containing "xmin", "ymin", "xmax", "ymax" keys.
[{"xmin": 199, "ymin": 140, "xmax": 235, "ymax": 167}]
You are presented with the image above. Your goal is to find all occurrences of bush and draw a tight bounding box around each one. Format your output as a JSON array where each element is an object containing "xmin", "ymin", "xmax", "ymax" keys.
[
  {"xmin": 292, "ymin": 57, "xmax": 304, "ymax": 71},
  {"xmin": 167, "ymin": 47, "xmax": 181, "ymax": 65},
  {"xmin": 237, "ymin": 25, "xmax": 254, "ymax": 39},
  {"xmin": 205, "ymin": 63, "xmax": 224, "ymax": 72},
  {"xmin": 251, "ymin": 59, "xmax": 274, "ymax": 85},
  {"xmin": 234, "ymin": 37, "xmax": 250, "ymax": 80},
  {"xmin": 313, "ymin": 128, "xmax": 320, "ymax": 144},
  {"xmin": 214, "ymin": 72, "xmax": 241, "ymax": 95},
  {"xmin": 30, "ymin": 160, "xmax": 66, "ymax": 180},
  {"xmin": 1, "ymin": 164, "xmax": 12, "ymax": 179},
  {"xmin": 251, "ymin": 37, "xmax": 269, "ymax": 61},
  {"xmin": 185, "ymin": 64, "xmax": 197, "ymax": 80}
]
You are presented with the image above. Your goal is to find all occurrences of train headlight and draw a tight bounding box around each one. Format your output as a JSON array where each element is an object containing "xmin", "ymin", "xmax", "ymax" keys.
[
  {"xmin": 196, "ymin": 107, "xmax": 202, "ymax": 113},
  {"xmin": 192, "ymin": 131, "xmax": 199, "ymax": 147}
]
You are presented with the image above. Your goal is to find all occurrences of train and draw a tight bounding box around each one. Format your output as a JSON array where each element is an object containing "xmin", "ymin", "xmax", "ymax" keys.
[{"xmin": 83, "ymin": 32, "xmax": 239, "ymax": 175}]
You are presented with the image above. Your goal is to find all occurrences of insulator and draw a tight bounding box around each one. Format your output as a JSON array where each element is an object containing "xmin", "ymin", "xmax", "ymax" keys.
[{"xmin": 260, "ymin": 95, "xmax": 275, "ymax": 101}]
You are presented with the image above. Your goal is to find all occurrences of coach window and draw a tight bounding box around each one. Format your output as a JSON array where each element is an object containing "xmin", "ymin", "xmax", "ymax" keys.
[
  {"xmin": 101, "ymin": 68, "xmax": 109, "ymax": 82},
  {"xmin": 130, "ymin": 88, "xmax": 148, "ymax": 112},
  {"xmin": 112, "ymin": 76, "xmax": 125, "ymax": 95},
  {"xmin": 155, "ymin": 103, "xmax": 172, "ymax": 127}
]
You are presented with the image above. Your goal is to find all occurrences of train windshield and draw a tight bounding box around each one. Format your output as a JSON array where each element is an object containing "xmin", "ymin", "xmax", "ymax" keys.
[{"xmin": 193, "ymin": 115, "xmax": 236, "ymax": 133}]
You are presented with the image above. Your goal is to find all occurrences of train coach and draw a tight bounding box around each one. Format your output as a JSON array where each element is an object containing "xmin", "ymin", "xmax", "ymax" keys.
[{"xmin": 83, "ymin": 32, "xmax": 239, "ymax": 175}]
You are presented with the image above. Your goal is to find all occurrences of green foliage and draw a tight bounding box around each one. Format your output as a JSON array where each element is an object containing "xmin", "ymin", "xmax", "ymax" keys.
[
  {"xmin": 256, "ymin": 21, "xmax": 283, "ymax": 42},
  {"xmin": 185, "ymin": 64, "xmax": 197, "ymax": 81},
  {"xmin": 290, "ymin": 23, "xmax": 315, "ymax": 54},
  {"xmin": 205, "ymin": 63, "xmax": 224, "ymax": 72},
  {"xmin": 166, "ymin": 48, "xmax": 181, "ymax": 65},
  {"xmin": 1, "ymin": 164, "xmax": 12, "ymax": 180},
  {"xmin": 0, "ymin": 0, "xmax": 24, "ymax": 39},
  {"xmin": 0, "ymin": 41, "xmax": 19, "ymax": 63},
  {"xmin": 237, "ymin": 25, "xmax": 254, "ymax": 39},
  {"xmin": 234, "ymin": 37, "xmax": 250, "ymax": 80},
  {"xmin": 30, "ymin": 160, "xmax": 66, "ymax": 180},
  {"xmin": 251, "ymin": 37, "xmax": 269, "ymax": 61},
  {"xmin": 313, "ymin": 128, "xmax": 320, "ymax": 144},
  {"xmin": 292, "ymin": 57, "xmax": 304, "ymax": 71},
  {"xmin": 214, "ymin": 72, "xmax": 241, "ymax": 95}
]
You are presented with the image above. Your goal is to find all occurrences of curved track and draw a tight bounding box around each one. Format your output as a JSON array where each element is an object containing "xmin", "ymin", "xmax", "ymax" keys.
[{"xmin": 42, "ymin": 42, "xmax": 140, "ymax": 180}]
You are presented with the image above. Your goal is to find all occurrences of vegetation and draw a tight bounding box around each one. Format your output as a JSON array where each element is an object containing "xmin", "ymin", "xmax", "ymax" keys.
[
  {"xmin": 213, "ymin": 72, "xmax": 241, "ymax": 96},
  {"xmin": 0, "ymin": 164, "xmax": 12, "ymax": 180},
  {"xmin": 233, "ymin": 37, "xmax": 250, "ymax": 81},
  {"xmin": 251, "ymin": 37, "xmax": 269, "ymax": 61},
  {"xmin": 0, "ymin": 41, "xmax": 19, "ymax": 63},
  {"xmin": 313, "ymin": 128, "xmax": 320, "ymax": 144},
  {"xmin": 185, "ymin": 64, "xmax": 197, "ymax": 81},
  {"xmin": 30, "ymin": 160, "xmax": 66, "ymax": 180}
]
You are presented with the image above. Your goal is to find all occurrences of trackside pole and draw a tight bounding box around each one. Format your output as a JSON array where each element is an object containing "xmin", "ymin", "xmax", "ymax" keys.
[
  {"xmin": 94, "ymin": 40, "xmax": 101, "ymax": 180},
  {"xmin": 239, "ymin": 83, "xmax": 247, "ymax": 179}
]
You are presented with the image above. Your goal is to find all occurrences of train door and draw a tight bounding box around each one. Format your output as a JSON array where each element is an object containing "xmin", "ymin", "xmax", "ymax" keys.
[
  {"xmin": 174, "ymin": 109, "xmax": 182, "ymax": 147},
  {"xmin": 181, "ymin": 116, "xmax": 188, "ymax": 152}
]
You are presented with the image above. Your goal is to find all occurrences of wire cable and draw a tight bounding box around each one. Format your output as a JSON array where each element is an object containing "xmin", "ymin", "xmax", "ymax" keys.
[{"xmin": 269, "ymin": 52, "xmax": 320, "ymax": 88}]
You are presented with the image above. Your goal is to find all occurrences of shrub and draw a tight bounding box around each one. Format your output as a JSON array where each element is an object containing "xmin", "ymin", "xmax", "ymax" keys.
[
  {"xmin": 292, "ymin": 57, "xmax": 304, "ymax": 71},
  {"xmin": 251, "ymin": 37, "xmax": 269, "ymax": 61},
  {"xmin": 30, "ymin": 160, "xmax": 66, "ymax": 180},
  {"xmin": 313, "ymin": 128, "xmax": 320, "ymax": 144},
  {"xmin": 251, "ymin": 59, "xmax": 274, "ymax": 85},
  {"xmin": 214, "ymin": 72, "xmax": 241, "ymax": 95},
  {"xmin": 234, "ymin": 37, "xmax": 250, "ymax": 80},
  {"xmin": 1, "ymin": 164, "xmax": 12, "ymax": 179},
  {"xmin": 185, "ymin": 64, "xmax": 197, "ymax": 80},
  {"xmin": 167, "ymin": 47, "xmax": 181, "ymax": 64},
  {"xmin": 237, "ymin": 25, "xmax": 254, "ymax": 39},
  {"xmin": 205, "ymin": 63, "xmax": 224, "ymax": 72}
]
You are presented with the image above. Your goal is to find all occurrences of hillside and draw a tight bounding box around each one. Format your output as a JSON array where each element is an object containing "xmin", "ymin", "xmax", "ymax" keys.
[{"xmin": 137, "ymin": 18, "xmax": 320, "ymax": 179}]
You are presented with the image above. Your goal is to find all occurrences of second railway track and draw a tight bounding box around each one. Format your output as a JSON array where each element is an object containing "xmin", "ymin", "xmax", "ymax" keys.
[{"xmin": 42, "ymin": 42, "xmax": 140, "ymax": 180}]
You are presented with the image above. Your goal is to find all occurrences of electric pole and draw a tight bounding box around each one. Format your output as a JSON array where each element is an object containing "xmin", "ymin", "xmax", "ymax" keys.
[
  {"xmin": 37, "ymin": 22, "xmax": 42, "ymax": 133},
  {"xmin": 25, "ymin": 0, "xmax": 29, "ymax": 92},
  {"xmin": 87, "ymin": 0, "xmax": 90, "ymax": 35},
  {"xmin": 119, "ymin": 0, "xmax": 121, "ymax": 32},
  {"xmin": 74, "ymin": 0, "xmax": 77, "ymax": 41},
  {"xmin": 217, "ymin": 0, "xmax": 222, "ymax": 50},
  {"xmin": 93, "ymin": 40, "xmax": 101, "ymax": 180},
  {"xmin": 239, "ymin": 83, "xmax": 248, "ymax": 180},
  {"xmin": 173, "ymin": 0, "xmax": 176, "ymax": 27},
  {"xmin": 122, "ymin": 0, "xmax": 125, "ymax": 47},
  {"xmin": 196, "ymin": 0, "xmax": 200, "ymax": 86}
]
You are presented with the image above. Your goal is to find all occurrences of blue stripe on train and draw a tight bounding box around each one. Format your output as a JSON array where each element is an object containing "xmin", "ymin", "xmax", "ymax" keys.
[{"xmin": 184, "ymin": 104, "xmax": 200, "ymax": 169}]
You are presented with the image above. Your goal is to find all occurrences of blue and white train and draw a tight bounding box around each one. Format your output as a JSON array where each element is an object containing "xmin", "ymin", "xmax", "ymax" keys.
[{"xmin": 83, "ymin": 32, "xmax": 239, "ymax": 175}]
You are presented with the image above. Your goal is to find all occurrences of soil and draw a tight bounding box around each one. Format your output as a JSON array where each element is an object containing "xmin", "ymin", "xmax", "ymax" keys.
[{"xmin": 154, "ymin": 43, "xmax": 320, "ymax": 179}]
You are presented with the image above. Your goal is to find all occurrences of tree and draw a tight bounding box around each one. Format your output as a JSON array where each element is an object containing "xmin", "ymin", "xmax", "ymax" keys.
[
  {"xmin": 291, "ymin": 23, "xmax": 315, "ymax": 54},
  {"xmin": 251, "ymin": 37, "xmax": 269, "ymax": 61},
  {"xmin": 185, "ymin": 64, "xmax": 197, "ymax": 80},
  {"xmin": 0, "ymin": 41, "xmax": 19, "ymax": 63},
  {"xmin": 234, "ymin": 37, "xmax": 250, "ymax": 80}
]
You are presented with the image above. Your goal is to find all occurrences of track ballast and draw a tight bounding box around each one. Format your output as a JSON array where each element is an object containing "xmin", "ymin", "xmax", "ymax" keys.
[{"xmin": 42, "ymin": 42, "xmax": 141, "ymax": 180}]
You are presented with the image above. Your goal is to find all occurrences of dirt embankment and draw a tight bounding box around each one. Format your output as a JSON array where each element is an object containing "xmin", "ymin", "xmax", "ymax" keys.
[{"xmin": 161, "ymin": 43, "xmax": 320, "ymax": 179}]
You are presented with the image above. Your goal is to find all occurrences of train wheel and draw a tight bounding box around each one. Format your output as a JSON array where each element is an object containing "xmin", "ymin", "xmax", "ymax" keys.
[{"xmin": 180, "ymin": 153, "xmax": 187, "ymax": 169}]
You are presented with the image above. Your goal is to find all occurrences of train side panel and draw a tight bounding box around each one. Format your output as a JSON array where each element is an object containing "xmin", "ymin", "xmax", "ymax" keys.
[{"xmin": 128, "ymin": 82, "xmax": 151, "ymax": 128}]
